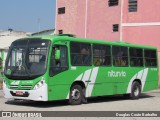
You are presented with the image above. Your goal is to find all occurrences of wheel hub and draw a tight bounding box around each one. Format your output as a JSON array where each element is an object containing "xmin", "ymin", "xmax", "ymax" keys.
[
  {"xmin": 71, "ymin": 89, "xmax": 80, "ymax": 100},
  {"xmin": 134, "ymin": 86, "xmax": 139, "ymax": 96}
]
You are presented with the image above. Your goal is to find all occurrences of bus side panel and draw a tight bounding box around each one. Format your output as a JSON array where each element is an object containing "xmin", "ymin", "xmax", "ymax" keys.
[
  {"xmin": 90, "ymin": 67, "xmax": 116, "ymax": 96},
  {"xmin": 48, "ymin": 67, "xmax": 92, "ymax": 101},
  {"xmin": 91, "ymin": 67, "xmax": 158, "ymax": 97},
  {"xmin": 48, "ymin": 67, "xmax": 158, "ymax": 101},
  {"xmin": 143, "ymin": 81, "xmax": 158, "ymax": 92},
  {"xmin": 91, "ymin": 67, "xmax": 127, "ymax": 96},
  {"xmin": 48, "ymin": 84, "xmax": 70, "ymax": 101},
  {"xmin": 113, "ymin": 67, "xmax": 129, "ymax": 95},
  {"xmin": 92, "ymin": 83, "xmax": 116, "ymax": 96},
  {"xmin": 123, "ymin": 67, "xmax": 145, "ymax": 94},
  {"xmin": 48, "ymin": 70, "xmax": 75, "ymax": 101},
  {"xmin": 116, "ymin": 82, "xmax": 128, "ymax": 94},
  {"xmin": 143, "ymin": 68, "xmax": 159, "ymax": 92}
]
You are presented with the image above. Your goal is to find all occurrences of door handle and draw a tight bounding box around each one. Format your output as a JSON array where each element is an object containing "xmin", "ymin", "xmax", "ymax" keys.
[{"xmin": 85, "ymin": 80, "xmax": 91, "ymax": 83}]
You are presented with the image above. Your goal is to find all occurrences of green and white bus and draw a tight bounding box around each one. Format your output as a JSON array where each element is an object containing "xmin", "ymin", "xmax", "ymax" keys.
[{"xmin": 3, "ymin": 35, "xmax": 159, "ymax": 105}]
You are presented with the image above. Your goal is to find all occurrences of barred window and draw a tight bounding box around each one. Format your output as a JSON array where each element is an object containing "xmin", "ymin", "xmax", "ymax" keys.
[
  {"xmin": 113, "ymin": 24, "xmax": 119, "ymax": 32},
  {"xmin": 128, "ymin": 0, "xmax": 137, "ymax": 12},
  {"xmin": 108, "ymin": 0, "xmax": 119, "ymax": 6}
]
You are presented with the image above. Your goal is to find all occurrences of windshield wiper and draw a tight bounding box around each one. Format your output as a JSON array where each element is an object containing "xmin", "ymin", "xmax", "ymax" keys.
[
  {"xmin": 22, "ymin": 47, "xmax": 32, "ymax": 77},
  {"xmin": 10, "ymin": 65, "xmax": 30, "ymax": 77},
  {"xmin": 23, "ymin": 64, "xmax": 31, "ymax": 77}
]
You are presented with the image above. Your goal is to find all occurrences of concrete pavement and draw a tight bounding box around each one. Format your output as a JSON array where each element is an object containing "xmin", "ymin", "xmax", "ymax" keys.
[{"xmin": 0, "ymin": 89, "xmax": 160, "ymax": 111}]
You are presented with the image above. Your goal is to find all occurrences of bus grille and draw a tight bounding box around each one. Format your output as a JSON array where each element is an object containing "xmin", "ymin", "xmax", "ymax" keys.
[
  {"xmin": 10, "ymin": 85, "xmax": 19, "ymax": 89},
  {"xmin": 10, "ymin": 85, "xmax": 32, "ymax": 90},
  {"xmin": 20, "ymin": 85, "xmax": 32, "ymax": 90}
]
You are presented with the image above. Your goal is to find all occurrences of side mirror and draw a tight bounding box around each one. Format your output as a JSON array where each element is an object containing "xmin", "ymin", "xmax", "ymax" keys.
[{"xmin": 55, "ymin": 49, "xmax": 61, "ymax": 60}]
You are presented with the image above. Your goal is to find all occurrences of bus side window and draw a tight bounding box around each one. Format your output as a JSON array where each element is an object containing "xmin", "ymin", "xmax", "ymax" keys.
[
  {"xmin": 93, "ymin": 44, "xmax": 111, "ymax": 66},
  {"xmin": 129, "ymin": 48, "xmax": 143, "ymax": 67},
  {"xmin": 144, "ymin": 49, "xmax": 157, "ymax": 67},
  {"xmin": 112, "ymin": 46, "xmax": 128, "ymax": 67},
  {"xmin": 50, "ymin": 46, "xmax": 68, "ymax": 76},
  {"xmin": 70, "ymin": 42, "xmax": 91, "ymax": 66}
]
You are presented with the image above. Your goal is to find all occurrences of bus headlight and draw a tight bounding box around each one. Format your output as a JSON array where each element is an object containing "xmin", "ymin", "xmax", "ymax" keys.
[{"xmin": 33, "ymin": 78, "xmax": 45, "ymax": 90}]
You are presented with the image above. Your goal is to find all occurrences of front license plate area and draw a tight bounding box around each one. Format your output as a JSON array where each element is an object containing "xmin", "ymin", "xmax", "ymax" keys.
[{"xmin": 15, "ymin": 91, "xmax": 24, "ymax": 96}]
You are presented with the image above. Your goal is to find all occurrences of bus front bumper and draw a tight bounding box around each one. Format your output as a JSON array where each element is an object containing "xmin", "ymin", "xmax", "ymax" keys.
[{"xmin": 3, "ymin": 82, "xmax": 48, "ymax": 101}]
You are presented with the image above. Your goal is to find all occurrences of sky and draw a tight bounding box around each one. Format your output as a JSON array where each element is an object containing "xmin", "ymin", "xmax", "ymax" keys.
[{"xmin": 0, "ymin": 0, "xmax": 56, "ymax": 33}]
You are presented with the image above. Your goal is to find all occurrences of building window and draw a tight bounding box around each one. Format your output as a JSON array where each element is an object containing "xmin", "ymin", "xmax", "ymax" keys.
[
  {"xmin": 58, "ymin": 7, "xmax": 65, "ymax": 14},
  {"xmin": 58, "ymin": 30, "xmax": 63, "ymax": 34},
  {"xmin": 128, "ymin": 0, "xmax": 137, "ymax": 12},
  {"xmin": 112, "ymin": 24, "xmax": 119, "ymax": 32},
  {"xmin": 108, "ymin": 0, "xmax": 119, "ymax": 6}
]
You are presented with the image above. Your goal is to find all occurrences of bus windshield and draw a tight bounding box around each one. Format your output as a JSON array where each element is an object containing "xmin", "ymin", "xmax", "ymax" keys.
[{"xmin": 4, "ymin": 38, "xmax": 50, "ymax": 80}]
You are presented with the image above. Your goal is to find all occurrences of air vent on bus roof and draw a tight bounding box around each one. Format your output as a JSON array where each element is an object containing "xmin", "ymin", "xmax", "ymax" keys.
[{"xmin": 57, "ymin": 34, "xmax": 76, "ymax": 37}]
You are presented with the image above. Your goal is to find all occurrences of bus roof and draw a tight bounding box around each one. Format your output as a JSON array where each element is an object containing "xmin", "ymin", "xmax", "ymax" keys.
[{"xmin": 25, "ymin": 35, "xmax": 156, "ymax": 49}]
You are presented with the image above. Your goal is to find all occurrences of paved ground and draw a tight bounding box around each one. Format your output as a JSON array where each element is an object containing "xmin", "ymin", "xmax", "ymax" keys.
[
  {"xmin": 0, "ymin": 89, "xmax": 160, "ymax": 111},
  {"xmin": 0, "ymin": 90, "xmax": 160, "ymax": 120}
]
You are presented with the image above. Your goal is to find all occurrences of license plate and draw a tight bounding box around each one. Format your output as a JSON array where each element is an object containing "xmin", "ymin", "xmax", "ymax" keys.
[{"xmin": 16, "ymin": 91, "xmax": 23, "ymax": 96}]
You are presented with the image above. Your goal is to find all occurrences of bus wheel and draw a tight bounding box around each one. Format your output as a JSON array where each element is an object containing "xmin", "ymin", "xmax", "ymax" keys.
[
  {"xmin": 69, "ymin": 85, "xmax": 83, "ymax": 105},
  {"xmin": 130, "ymin": 81, "xmax": 141, "ymax": 99}
]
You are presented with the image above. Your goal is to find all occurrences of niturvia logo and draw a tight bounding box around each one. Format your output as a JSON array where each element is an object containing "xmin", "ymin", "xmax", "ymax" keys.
[{"xmin": 108, "ymin": 70, "xmax": 126, "ymax": 77}]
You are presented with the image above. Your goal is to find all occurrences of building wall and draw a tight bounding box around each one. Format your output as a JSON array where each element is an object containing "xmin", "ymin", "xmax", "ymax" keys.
[
  {"xmin": 56, "ymin": 0, "xmax": 90, "ymax": 38},
  {"xmin": 86, "ymin": 0, "xmax": 121, "ymax": 41},
  {"xmin": 122, "ymin": 0, "xmax": 160, "ymax": 49},
  {"xmin": 123, "ymin": 0, "xmax": 160, "ymax": 23},
  {"xmin": 56, "ymin": 0, "xmax": 121, "ymax": 41},
  {"xmin": 122, "ymin": 26, "xmax": 160, "ymax": 49},
  {"xmin": 76, "ymin": 0, "xmax": 87, "ymax": 38},
  {"xmin": 56, "ymin": 0, "xmax": 79, "ymax": 35}
]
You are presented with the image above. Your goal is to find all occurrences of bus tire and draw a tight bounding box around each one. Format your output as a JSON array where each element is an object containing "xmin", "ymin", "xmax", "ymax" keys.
[
  {"xmin": 69, "ymin": 85, "xmax": 83, "ymax": 105},
  {"xmin": 130, "ymin": 81, "xmax": 141, "ymax": 99}
]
